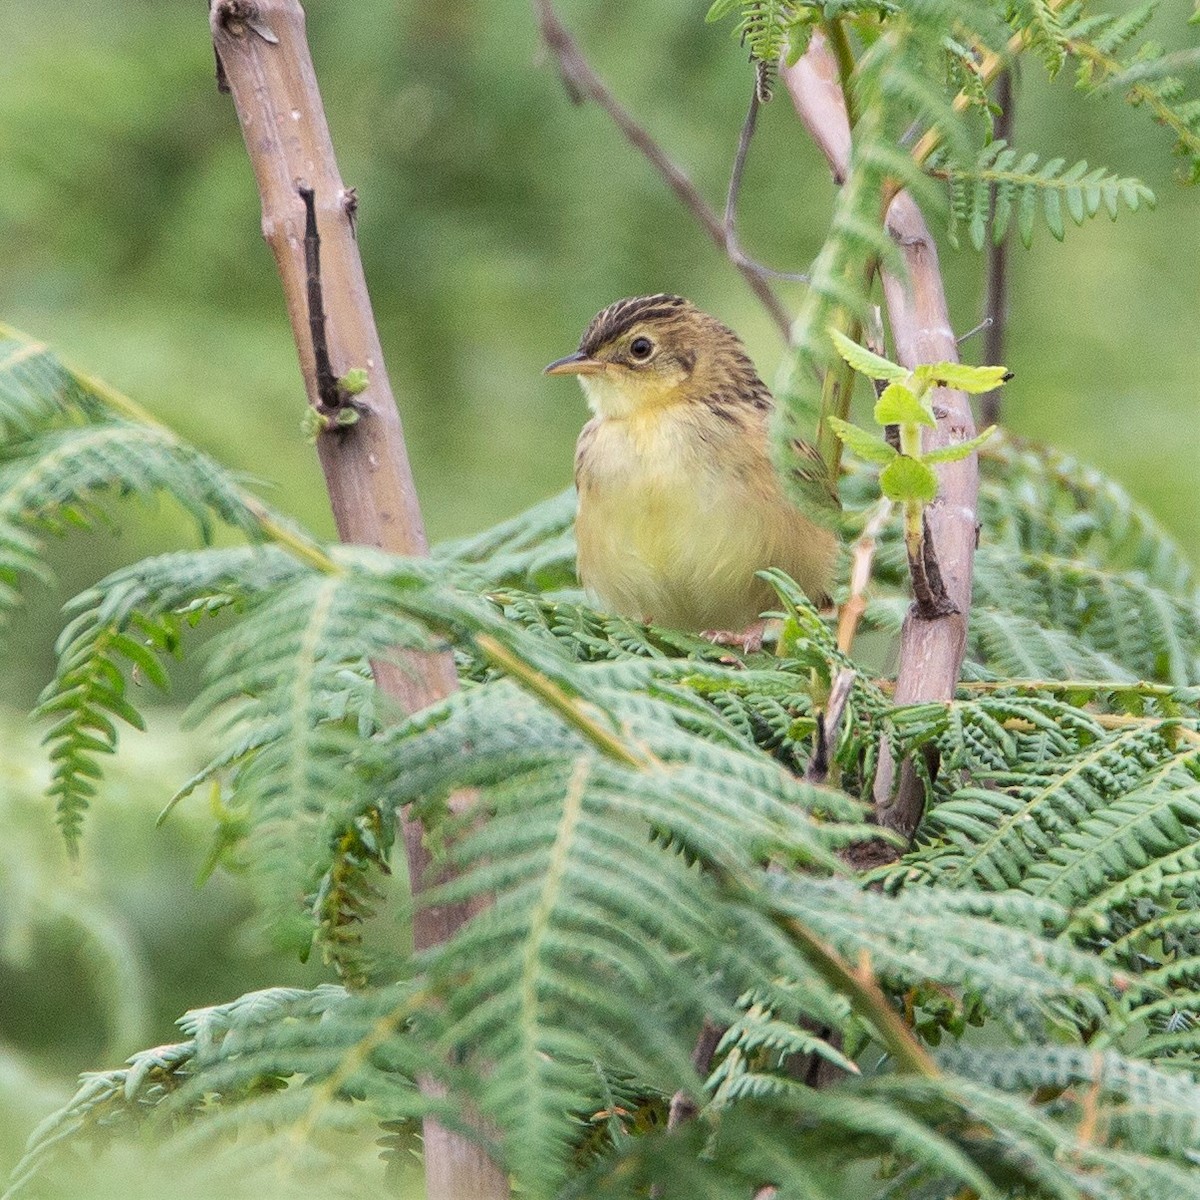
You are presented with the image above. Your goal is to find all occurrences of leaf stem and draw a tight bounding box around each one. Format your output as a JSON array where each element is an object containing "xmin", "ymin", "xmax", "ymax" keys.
[
  {"xmin": 771, "ymin": 911, "xmax": 939, "ymax": 1078},
  {"xmin": 474, "ymin": 633, "xmax": 648, "ymax": 770},
  {"xmin": 0, "ymin": 321, "xmax": 337, "ymax": 575}
]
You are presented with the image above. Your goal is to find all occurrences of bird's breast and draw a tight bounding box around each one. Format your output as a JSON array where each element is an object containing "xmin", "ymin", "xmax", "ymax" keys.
[{"xmin": 574, "ymin": 407, "xmax": 778, "ymax": 631}]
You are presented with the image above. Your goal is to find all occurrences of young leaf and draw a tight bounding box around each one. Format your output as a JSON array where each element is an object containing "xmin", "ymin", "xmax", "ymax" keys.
[
  {"xmin": 874, "ymin": 383, "xmax": 936, "ymax": 428},
  {"xmin": 912, "ymin": 363, "xmax": 1011, "ymax": 394},
  {"xmin": 923, "ymin": 426, "xmax": 998, "ymax": 464},
  {"xmin": 338, "ymin": 368, "xmax": 369, "ymax": 395},
  {"xmin": 880, "ymin": 455, "xmax": 938, "ymax": 504},
  {"xmin": 828, "ymin": 328, "xmax": 909, "ymax": 382},
  {"xmin": 705, "ymin": 0, "xmax": 743, "ymax": 21},
  {"xmin": 827, "ymin": 416, "xmax": 898, "ymax": 464}
]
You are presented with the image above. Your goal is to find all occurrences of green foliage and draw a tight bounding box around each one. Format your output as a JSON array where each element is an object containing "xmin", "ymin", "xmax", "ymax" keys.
[
  {"xmin": 1067, "ymin": 1, "xmax": 1200, "ymax": 183},
  {"xmin": 3, "ymin": 328, "xmax": 1200, "ymax": 1197},
  {"xmin": 6, "ymin": 3, "xmax": 1200, "ymax": 1198},
  {"xmin": 828, "ymin": 333, "xmax": 1000, "ymax": 576},
  {"xmin": 944, "ymin": 140, "xmax": 1156, "ymax": 249},
  {"xmin": 0, "ymin": 333, "xmax": 320, "ymax": 853},
  {"xmin": 705, "ymin": 0, "xmax": 818, "ymax": 92},
  {"xmin": 709, "ymin": 0, "xmax": 1197, "ymax": 498},
  {"xmin": 873, "ymin": 676, "xmax": 1200, "ymax": 1061},
  {"xmin": 837, "ymin": 435, "xmax": 1200, "ymax": 686}
]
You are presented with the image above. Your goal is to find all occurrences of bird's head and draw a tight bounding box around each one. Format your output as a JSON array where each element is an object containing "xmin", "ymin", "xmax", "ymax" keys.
[{"xmin": 544, "ymin": 294, "xmax": 765, "ymax": 419}]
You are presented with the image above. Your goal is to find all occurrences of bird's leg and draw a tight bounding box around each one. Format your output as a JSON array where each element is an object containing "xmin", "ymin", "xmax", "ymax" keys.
[{"xmin": 701, "ymin": 619, "xmax": 768, "ymax": 655}]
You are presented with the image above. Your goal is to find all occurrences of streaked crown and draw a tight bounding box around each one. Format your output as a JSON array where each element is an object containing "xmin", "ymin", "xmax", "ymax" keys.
[{"xmin": 545, "ymin": 293, "xmax": 772, "ymax": 419}]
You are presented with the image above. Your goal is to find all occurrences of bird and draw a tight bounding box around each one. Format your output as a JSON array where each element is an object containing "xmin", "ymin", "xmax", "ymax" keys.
[{"xmin": 544, "ymin": 294, "xmax": 838, "ymax": 645}]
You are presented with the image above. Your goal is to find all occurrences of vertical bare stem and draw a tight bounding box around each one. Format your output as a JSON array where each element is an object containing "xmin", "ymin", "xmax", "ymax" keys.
[
  {"xmin": 871, "ymin": 193, "xmax": 978, "ymax": 845},
  {"xmin": 209, "ymin": 3, "xmax": 508, "ymax": 1196},
  {"xmin": 782, "ymin": 34, "xmax": 979, "ymax": 855}
]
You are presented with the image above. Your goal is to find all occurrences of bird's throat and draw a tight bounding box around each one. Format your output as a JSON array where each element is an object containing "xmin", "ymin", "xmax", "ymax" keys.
[{"xmin": 578, "ymin": 372, "xmax": 681, "ymax": 421}]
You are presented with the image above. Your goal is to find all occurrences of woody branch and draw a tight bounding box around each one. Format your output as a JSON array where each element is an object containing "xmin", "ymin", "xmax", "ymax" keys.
[
  {"xmin": 782, "ymin": 31, "xmax": 980, "ymax": 856},
  {"xmin": 209, "ymin": 3, "xmax": 509, "ymax": 1197}
]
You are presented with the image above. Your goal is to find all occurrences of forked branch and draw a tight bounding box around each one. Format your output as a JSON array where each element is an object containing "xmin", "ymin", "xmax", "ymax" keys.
[{"xmin": 531, "ymin": 0, "xmax": 795, "ymax": 337}]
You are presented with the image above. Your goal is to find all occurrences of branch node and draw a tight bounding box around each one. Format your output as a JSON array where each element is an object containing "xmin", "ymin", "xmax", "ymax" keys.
[
  {"xmin": 340, "ymin": 186, "xmax": 359, "ymax": 237},
  {"xmin": 908, "ymin": 513, "xmax": 958, "ymax": 620},
  {"xmin": 213, "ymin": 0, "xmax": 278, "ymax": 44},
  {"xmin": 213, "ymin": 0, "xmax": 256, "ymax": 34},
  {"xmin": 299, "ymin": 185, "xmax": 364, "ymax": 429}
]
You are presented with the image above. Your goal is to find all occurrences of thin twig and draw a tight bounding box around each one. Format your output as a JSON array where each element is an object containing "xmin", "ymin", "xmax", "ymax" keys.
[
  {"xmin": 958, "ymin": 316, "xmax": 993, "ymax": 345},
  {"xmin": 981, "ymin": 68, "xmax": 1014, "ymax": 427},
  {"xmin": 531, "ymin": 0, "xmax": 793, "ymax": 338},
  {"xmin": 836, "ymin": 498, "xmax": 892, "ymax": 654},
  {"xmin": 804, "ymin": 667, "xmax": 856, "ymax": 785},
  {"xmin": 724, "ymin": 81, "xmax": 810, "ymax": 283},
  {"xmin": 664, "ymin": 1018, "xmax": 724, "ymax": 1131}
]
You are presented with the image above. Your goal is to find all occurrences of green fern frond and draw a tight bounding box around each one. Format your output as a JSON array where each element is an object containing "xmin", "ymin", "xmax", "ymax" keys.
[
  {"xmin": 3, "ymin": 983, "xmax": 429, "ymax": 1200},
  {"xmin": 705, "ymin": 0, "xmax": 817, "ymax": 87},
  {"xmin": 1011, "ymin": 0, "xmax": 1071, "ymax": 77},
  {"xmin": 2, "ymin": 424, "xmax": 262, "ymax": 538},
  {"xmin": 0, "ymin": 423, "xmax": 267, "ymax": 627},
  {"xmin": 36, "ymin": 546, "xmax": 306, "ymax": 852},
  {"xmin": 968, "ymin": 605, "xmax": 1135, "ymax": 681},
  {"xmin": 979, "ymin": 439, "xmax": 1198, "ymax": 599},
  {"xmin": 310, "ymin": 807, "xmax": 392, "ymax": 987},
  {"xmin": 890, "ymin": 707, "xmax": 1191, "ymax": 887},
  {"xmin": 1066, "ymin": 2, "xmax": 1200, "ymax": 183},
  {"xmin": 191, "ymin": 565, "xmax": 436, "ymax": 950},
  {"xmin": 365, "ymin": 681, "xmax": 864, "ymax": 1190},
  {"xmin": 700, "ymin": 1039, "xmax": 1200, "ymax": 1200},
  {"xmin": 941, "ymin": 1044, "xmax": 1200, "ymax": 1160},
  {"xmin": 0, "ymin": 335, "xmax": 105, "ymax": 434},
  {"xmin": 877, "ymin": 683, "xmax": 1200, "ymax": 1061},
  {"xmin": 943, "ymin": 140, "xmax": 1155, "ymax": 249},
  {"xmin": 0, "ymin": 327, "xmax": 324, "ymax": 639},
  {"xmin": 433, "ymin": 486, "xmax": 578, "ymax": 592},
  {"xmin": 1075, "ymin": 1, "xmax": 1159, "ymax": 60},
  {"xmin": 841, "ymin": 434, "xmax": 1199, "ymax": 685},
  {"xmin": 974, "ymin": 549, "xmax": 1199, "ymax": 684}
]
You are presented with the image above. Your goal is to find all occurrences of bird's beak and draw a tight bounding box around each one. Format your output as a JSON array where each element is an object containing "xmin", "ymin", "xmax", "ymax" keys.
[{"xmin": 543, "ymin": 351, "xmax": 606, "ymax": 377}]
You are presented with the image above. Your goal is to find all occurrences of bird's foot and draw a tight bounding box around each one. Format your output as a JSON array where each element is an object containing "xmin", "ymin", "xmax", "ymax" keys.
[{"xmin": 701, "ymin": 620, "xmax": 767, "ymax": 656}]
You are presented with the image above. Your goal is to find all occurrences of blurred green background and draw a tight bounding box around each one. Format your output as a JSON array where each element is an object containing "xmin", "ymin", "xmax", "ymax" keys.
[{"xmin": 1, "ymin": 0, "xmax": 1196, "ymax": 1191}]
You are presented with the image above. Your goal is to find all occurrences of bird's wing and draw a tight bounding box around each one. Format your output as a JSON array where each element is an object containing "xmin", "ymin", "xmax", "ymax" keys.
[{"xmin": 787, "ymin": 436, "xmax": 842, "ymax": 514}]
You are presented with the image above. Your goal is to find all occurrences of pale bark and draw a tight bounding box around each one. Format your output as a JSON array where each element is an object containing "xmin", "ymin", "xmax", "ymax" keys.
[
  {"xmin": 210, "ymin": 3, "xmax": 508, "ymax": 1195},
  {"xmin": 782, "ymin": 33, "xmax": 979, "ymax": 853}
]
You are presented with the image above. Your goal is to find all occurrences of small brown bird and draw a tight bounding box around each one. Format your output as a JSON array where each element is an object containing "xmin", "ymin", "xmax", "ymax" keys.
[{"xmin": 545, "ymin": 294, "xmax": 838, "ymax": 640}]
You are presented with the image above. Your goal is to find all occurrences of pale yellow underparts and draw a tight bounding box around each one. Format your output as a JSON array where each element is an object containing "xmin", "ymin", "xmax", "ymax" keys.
[{"xmin": 575, "ymin": 373, "xmax": 836, "ymax": 633}]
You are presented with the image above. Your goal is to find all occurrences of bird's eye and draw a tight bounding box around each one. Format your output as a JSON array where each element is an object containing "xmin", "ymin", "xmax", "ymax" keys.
[{"xmin": 629, "ymin": 336, "xmax": 654, "ymax": 361}]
